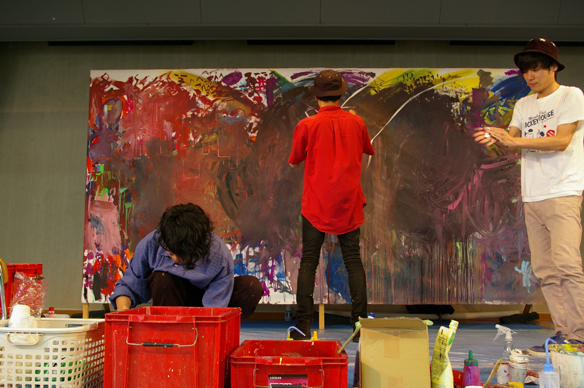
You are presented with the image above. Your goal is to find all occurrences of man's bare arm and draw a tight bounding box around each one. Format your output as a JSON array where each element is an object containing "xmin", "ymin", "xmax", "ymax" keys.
[{"xmin": 487, "ymin": 122, "xmax": 577, "ymax": 152}]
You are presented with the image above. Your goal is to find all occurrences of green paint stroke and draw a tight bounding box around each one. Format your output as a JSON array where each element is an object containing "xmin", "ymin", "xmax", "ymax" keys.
[
  {"xmin": 124, "ymin": 201, "xmax": 135, "ymax": 236},
  {"xmin": 100, "ymin": 187, "xmax": 109, "ymax": 200}
]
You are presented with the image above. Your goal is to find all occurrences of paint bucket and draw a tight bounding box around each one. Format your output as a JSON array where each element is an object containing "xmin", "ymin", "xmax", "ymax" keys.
[
  {"xmin": 508, "ymin": 364, "xmax": 527, "ymax": 385},
  {"xmin": 509, "ymin": 350, "xmax": 529, "ymax": 385},
  {"xmin": 550, "ymin": 349, "xmax": 584, "ymax": 388}
]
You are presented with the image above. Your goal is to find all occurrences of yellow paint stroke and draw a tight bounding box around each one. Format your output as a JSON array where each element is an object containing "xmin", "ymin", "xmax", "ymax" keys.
[
  {"xmin": 368, "ymin": 68, "xmax": 478, "ymax": 97},
  {"xmin": 165, "ymin": 70, "xmax": 222, "ymax": 99},
  {"xmin": 366, "ymin": 69, "xmax": 423, "ymax": 94}
]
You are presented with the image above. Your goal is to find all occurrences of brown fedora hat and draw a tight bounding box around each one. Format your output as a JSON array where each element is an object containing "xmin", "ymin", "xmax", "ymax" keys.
[
  {"xmin": 514, "ymin": 38, "xmax": 565, "ymax": 72},
  {"xmin": 309, "ymin": 69, "xmax": 349, "ymax": 98}
]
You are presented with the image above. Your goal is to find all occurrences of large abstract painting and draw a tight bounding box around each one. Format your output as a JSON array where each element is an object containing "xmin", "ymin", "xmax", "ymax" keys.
[{"xmin": 84, "ymin": 68, "xmax": 542, "ymax": 305}]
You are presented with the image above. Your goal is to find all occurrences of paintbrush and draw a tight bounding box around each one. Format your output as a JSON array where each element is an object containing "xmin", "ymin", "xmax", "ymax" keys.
[
  {"xmin": 338, "ymin": 322, "xmax": 361, "ymax": 353},
  {"xmin": 483, "ymin": 358, "xmax": 502, "ymax": 388}
]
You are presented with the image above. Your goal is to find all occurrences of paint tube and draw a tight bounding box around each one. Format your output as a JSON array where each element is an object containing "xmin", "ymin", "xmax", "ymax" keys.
[{"xmin": 431, "ymin": 320, "xmax": 459, "ymax": 388}]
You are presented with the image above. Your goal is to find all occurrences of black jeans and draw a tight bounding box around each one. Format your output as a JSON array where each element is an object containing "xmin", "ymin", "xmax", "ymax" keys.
[
  {"xmin": 148, "ymin": 273, "xmax": 263, "ymax": 320},
  {"xmin": 295, "ymin": 216, "xmax": 368, "ymax": 325}
]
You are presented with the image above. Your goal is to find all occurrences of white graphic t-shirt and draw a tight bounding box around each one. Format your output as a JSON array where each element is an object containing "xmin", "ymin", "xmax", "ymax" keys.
[{"xmin": 509, "ymin": 85, "xmax": 584, "ymax": 202}]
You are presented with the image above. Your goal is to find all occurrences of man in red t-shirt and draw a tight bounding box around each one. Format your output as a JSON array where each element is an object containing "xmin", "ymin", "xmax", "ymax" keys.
[{"xmin": 288, "ymin": 69, "xmax": 375, "ymax": 340}]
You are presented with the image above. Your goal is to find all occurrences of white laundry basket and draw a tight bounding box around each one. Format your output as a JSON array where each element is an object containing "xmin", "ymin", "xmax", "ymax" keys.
[{"xmin": 0, "ymin": 318, "xmax": 105, "ymax": 388}]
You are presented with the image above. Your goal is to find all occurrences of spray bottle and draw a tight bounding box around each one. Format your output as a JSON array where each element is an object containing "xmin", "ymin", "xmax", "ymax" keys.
[
  {"xmin": 539, "ymin": 338, "xmax": 560, "ymax": 388},
  {"xmin": 494, "ymin": 324, "xmax": 516, "ymax": 362},
  {"xmin": 493, "ymin": 324, "xmax": 516, "ymax": 384},
  {"xmin": 431, "ymin": 320, "xmax": 459, "ymax": 388}
]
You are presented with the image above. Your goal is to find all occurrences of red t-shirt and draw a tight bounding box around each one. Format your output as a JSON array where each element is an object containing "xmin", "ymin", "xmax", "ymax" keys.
[{"xmin": 288, "ymin": 105, "xmax": 375, "ymax": 234}]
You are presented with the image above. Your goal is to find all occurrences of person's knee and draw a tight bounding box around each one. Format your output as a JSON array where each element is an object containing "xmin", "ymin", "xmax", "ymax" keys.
[
  {"xmin": 248, "ymin": 276, "xmax": 264, "ymax": 302},
  {"xmin": 235, "ymin": 275, "xmax": 264, "ymax": 302}
]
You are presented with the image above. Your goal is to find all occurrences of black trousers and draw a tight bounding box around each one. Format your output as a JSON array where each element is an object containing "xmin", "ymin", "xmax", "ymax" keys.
[
  {"xmin": 148, "ymin": 272, "xmax": 263, "ymax": 320},
  {"xmin": 295, "ymin": 216, "xmax": 368, "ymax": 325}
]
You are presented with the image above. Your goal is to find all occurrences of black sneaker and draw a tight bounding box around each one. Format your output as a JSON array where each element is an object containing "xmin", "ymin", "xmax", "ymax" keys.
[
  {"xmin": 528, "ymin": 331, "xmax": 567, "ymax": 357},
  {"xmin": 289, "ymin": 320, "xmax": 312, "ymax": 340}
]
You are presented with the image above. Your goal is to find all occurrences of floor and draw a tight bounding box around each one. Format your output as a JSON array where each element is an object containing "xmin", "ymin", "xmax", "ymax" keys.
[{"xmin": 240, "ymin": 319, "xmax": 555, "ymax": 388}]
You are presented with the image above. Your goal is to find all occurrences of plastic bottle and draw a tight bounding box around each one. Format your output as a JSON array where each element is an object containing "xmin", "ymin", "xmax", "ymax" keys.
[
  {"xmin": 462, "ymin": 350, "xmax": 481, "ymax": 387},
  {"xmin": 46, "ymin": 307, "xmax": 55, "ymax": 318},
  {"xmin": 431, "ymin": 320, "xmax": 459, "ymax": 388},
  {"xmin": 284, "ymin": 305, "xmax": 292, "ymax": 321},
  {"xmin": 494, "ymin": 324, "xmax": 516, "ymax": 362},
  {"xmin": 540, "ymin": 337, "xmax": 560, "ymax": 388}
]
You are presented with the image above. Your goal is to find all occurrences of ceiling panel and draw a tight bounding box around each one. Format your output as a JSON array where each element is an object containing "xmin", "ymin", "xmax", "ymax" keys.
[
  {"xmin": 1, "ymin": 0, "xmax": 583, "ymax": 42},
  {"xmin": 321, "ymin": 0, "xmax": 441, "ymax": 24},
  {"xmin": 558, "ymin": 0, "xmax": 584, "ymax": 25},
  {"xmin": 440, "ymin": 0, "xmax": 561, "ymax": 25},
  {"xmin": 200, "ymin": 0, "xmax": 319, "ymax": 24},
  {"xmin": 82, "ymin": 0, "xmax": 201, "ymax": 25},
  {"xmin": 2, "ymin": 24, "xmax": 583, "ymax": 43},
  {"xmin": 0, "ymin": 0, "xmax": 84, "ymax": 24}
]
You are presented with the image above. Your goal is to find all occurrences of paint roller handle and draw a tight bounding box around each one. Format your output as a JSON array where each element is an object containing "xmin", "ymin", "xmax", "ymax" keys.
[
  {"xmin": 338, "ymin": 321, "xmax": 361, "ymax": 353},
  {"xmin": 483, "ymin": 358, "xmax": 502, "ymax": 388}
]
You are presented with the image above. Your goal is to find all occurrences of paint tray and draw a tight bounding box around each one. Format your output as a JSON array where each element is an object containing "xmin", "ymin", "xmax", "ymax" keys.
[
  {"xmin": 230, "ymin": 340, "xmax": 348, "ymax": 388},
  {"xmin": 104, "ymin": 306, "xmax": 240, "ymax": 388},
  {"xmin": 0, "ymin": 318, "xmax": 105, "ymax": 387}
]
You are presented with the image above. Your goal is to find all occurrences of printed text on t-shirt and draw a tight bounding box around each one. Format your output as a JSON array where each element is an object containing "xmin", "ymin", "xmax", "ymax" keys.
[{"xmin": 525, "ymin": 109, "xmax": 555, "ymax": 138}]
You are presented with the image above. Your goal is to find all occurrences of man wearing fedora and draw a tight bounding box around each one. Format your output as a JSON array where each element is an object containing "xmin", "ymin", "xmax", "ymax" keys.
[
  {"xmin": 475, "ymin": 38, "xmax": 584, "ymax": 354},
  {"xmin": 288, "ymin": 69, "xmax": 375, "ymax": 340}
]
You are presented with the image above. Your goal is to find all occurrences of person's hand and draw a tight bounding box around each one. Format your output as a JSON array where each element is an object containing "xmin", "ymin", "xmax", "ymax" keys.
[
  {"xmin": 473, "ymin": 127, "xmax": 496, "ymax": 147},
  {"xmin": 485, "ymin": 126, "xmax": 515, "ymax": 147},
  {"xmin": 115, "ymin": 296, "xmax": 131, "ymax": 311}
]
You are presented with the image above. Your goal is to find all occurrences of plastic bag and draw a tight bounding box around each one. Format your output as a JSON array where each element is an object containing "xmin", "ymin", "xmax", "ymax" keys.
[{"xmin": 10, "ymin": 272, "xmax": 47, "ymax": 317}]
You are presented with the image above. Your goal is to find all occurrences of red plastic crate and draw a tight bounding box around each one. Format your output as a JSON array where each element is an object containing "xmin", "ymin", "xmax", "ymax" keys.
[
  {"xmin": 230, "ymin": 340, "xmax": 348, "ymax": 388},
  {"xmin": 104, "ymin": 306, "xmax": 240, "ymax": 388},
  {"xmin": 0, "ymin": 263, "xmax": 43, "ymax": 315}
]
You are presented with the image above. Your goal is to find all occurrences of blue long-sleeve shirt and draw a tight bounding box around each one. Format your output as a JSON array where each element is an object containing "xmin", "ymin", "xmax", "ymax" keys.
[{"xmin": 109, "ymin": 230, "xmax": 234, "ymax": 309}]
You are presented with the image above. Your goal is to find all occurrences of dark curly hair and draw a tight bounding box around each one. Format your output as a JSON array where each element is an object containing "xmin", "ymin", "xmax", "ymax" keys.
[{"xmin": 157, "ymin": 203, "xmax": 215, "ymax": 270}]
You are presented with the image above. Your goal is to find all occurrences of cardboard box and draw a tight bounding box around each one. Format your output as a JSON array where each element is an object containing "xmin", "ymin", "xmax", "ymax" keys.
[{"xmin": 358, "ymin": 317, "xmax": 431, "ymax": 388}]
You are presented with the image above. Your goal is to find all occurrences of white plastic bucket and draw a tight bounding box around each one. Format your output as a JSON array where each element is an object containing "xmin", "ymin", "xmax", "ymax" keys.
[{"xmin": 550, "ymin": 350, "xmax": 584, "ymax": 388}]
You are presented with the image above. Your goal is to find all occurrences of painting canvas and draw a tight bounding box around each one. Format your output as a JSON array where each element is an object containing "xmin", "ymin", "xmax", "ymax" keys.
[{"xmin": 84, "ymin": 67, "xmax": 543, "ymax": 305}]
